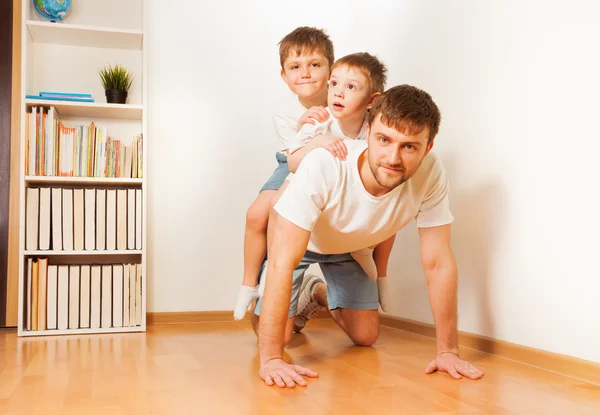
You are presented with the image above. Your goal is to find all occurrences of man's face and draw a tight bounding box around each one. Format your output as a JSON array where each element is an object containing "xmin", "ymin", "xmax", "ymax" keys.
[{"xmin": 366, "ymin": 114, "xmax": 434, "ymax": 191}]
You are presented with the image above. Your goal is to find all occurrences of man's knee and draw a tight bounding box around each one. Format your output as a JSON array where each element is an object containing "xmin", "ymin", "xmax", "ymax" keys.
[{"xmin": 350, "ymin": 326, "xmax": 379, "ymax": 347}]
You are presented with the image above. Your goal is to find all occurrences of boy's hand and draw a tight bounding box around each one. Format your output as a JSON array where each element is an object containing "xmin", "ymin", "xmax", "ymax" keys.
[
  {"xmin": 298, "ymin": 106, "xmax": 329, "ymax": 129},
  {"xmin": 313, "ymin": 134, "xmax": 347, "ymax": 160}
]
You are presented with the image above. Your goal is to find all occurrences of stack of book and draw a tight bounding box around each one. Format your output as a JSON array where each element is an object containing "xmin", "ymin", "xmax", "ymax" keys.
[{"xmin": 26, "ymin": 91, "xmax": 95, "ymax": 103}]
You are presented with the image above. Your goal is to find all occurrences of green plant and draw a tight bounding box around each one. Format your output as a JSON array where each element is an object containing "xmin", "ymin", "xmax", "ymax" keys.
[{"xmin": 98, "ymin": 64, "xmax": 134, "ymax": 91}]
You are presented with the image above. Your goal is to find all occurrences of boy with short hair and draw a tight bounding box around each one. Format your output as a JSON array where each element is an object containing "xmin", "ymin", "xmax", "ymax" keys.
[
  {"xmin": 249, "ymin": 53, "xmax": 396, "ymax": 325},
  {"xmin": 234, "ymin": 27, "xmax": 334, "ymax": 320},
  {"xmin": 279, "ymin": 52, "xmax": 397, "ymax": 329}
]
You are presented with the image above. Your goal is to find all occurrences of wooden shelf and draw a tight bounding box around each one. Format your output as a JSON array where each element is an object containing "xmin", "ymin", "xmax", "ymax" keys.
[
  {"xmin": 25, "ymin": 99, "xmax": 143, "ymax": 120},
  {"xmin": 26, "ymin": 20, "xmax": 143, "ymax": 50},
  {"xmin": 25, "ymin": 250, "xmax": 142, "ymax": 256},
  {"xmin": 25, "ymin": 176, "xmax": 143, "ymax": 185},
  {"xmin": 19, "ymin": 326, "xmax": 144, "ymax": 337}
]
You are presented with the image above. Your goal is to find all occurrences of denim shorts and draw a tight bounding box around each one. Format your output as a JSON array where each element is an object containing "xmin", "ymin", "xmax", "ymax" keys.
[
  {"xmin": 259, "ymin": 152, "xmax": 290, "ymax": 192},
  {"xmin": 253, "ymin": 251, "xmax": 379, "ymax": 318}
]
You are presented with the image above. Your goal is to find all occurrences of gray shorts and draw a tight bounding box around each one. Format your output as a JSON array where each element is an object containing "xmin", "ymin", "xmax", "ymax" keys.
[
  {"xmin": 259, "ymin": 152, "xmax": 289, "ymax": 192},
  {"xmin": 253, "ymin": 251, "xmax": 379, "ymax": 318}
]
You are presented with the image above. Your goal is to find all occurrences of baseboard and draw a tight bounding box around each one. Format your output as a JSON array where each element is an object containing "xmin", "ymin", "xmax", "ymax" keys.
[
  {"xmin": 147, "ymin": 311, "xmax": 248, "ymax": 325},
  {"xmin": 379, "ymin": 314, "xmax": 600, "ymax": 386},
  {"xmin": 146, "ymin": 310, "xmax": 331, "ymax": 326}
]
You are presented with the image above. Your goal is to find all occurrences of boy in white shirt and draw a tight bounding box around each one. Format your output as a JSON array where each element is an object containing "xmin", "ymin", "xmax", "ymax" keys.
[
  {"xmin": 236, "ymin": 52, "xmax": 397, "ymax": 320},
  {"xmin": 285, "ymin": 53, "xmax": 396, "ymax": 313},
  {"xmin": 234, "ymin": 27, "xmax": 334, "ymax": 320}
]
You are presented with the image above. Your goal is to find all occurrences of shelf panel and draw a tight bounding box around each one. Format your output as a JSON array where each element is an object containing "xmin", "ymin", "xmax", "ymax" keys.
[
  {"xmin": 25, "ymin": 99, "xmax": 143, "ymax": 120},
  {"xmin": 25, "ymin": 250, "xmax": 142, "ymax": 256},
  {"xmin": 20, "ymin": 326, "xmax": 144, "ymax": 337},
  {"xmin": 25, "ymin": 176, "xmax": 143, "ymax": 185},
  {"xmin": 26, "ymin": 20, "xmax": 143, "ymax": 50}
]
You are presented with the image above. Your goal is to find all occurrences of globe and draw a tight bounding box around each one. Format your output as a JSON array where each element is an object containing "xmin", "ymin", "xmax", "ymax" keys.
[{"xmin": 33, "ymin": 0, "xmax": 72, "ymax": 22}]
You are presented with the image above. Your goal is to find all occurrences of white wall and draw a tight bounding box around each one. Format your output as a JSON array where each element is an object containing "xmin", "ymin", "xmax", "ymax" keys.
[{"xmin": 145, "ymin": 0, "xmax": 600, "ymax": 363}]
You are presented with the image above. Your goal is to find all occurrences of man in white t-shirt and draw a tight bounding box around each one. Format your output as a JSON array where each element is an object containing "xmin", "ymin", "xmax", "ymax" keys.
[{"xmin": 253, "ymin": 84, "xmax": 484, "ymax": 388}]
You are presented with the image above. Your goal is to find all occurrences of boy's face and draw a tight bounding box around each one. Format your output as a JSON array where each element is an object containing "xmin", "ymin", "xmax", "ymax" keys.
[
  {"xmin": 280, "ymin": 50, "xmax": 330, "ymax": 99},
  {"xmin": 327, "ymin": 65, "xmax": 377, "ymax": 120}
]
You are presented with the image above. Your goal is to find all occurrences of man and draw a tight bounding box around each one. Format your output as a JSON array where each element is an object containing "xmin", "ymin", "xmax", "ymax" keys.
[{"xmin": 253, "ymin": 84, "xmax": 484, "ymax": 388}]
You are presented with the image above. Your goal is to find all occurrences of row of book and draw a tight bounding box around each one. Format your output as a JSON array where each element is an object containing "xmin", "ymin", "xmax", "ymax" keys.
[
  {"xmin": 26, "ymin": 259, "xmax": 142, "ymax": 331},
  {"xmin": 25, "ymin": 106, "xmax": 143, "ymax": 178},
  {"xmin": 26, "ymin": 187, "xmax": 142, "ymax": 251}
]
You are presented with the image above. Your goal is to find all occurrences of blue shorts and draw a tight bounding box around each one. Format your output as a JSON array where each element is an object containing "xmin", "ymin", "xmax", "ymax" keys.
[
  {"xmin": 253, "ymin": 251, "xmax": 379, "ymax": 318},
  {"xmin": 259, "ymin": 152, "xmax": 289, "ymax": 192}
]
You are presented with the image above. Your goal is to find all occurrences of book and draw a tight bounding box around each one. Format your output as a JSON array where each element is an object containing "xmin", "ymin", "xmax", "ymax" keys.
[{"xmin": 26, "ymin": 94, "xmax": 95, "ymax": 103}]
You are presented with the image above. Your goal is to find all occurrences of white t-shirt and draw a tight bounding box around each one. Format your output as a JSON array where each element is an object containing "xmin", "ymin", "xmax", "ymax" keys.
[
  {"xmin": 288, "ymin": 108, "xmax": 367, "ymax": 155},
  {"xmin": 273, "ymin": 94, "xmax": 308, "ymax": 152},
  {"xmin": 274, "ymin": 140, "xmax": 454, "ymax": 254}
]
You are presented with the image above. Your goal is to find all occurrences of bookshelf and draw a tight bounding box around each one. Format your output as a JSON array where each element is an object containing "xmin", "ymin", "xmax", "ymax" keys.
[{"xmin": 17, "ymin": 0, "xmax": 147, "ymax": 337}]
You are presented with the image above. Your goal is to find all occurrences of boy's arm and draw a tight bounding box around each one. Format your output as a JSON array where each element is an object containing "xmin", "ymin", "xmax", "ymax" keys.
[
  {"xmin": 297, "ymin": 106, "xmax": 329, "ymax": 130},
  {"xmin": 273, "ymin": 107, "xmax": 329, "ymax": 153},
  {"xmin": 288, "ymin": 134, "xmax": 348, "ymax": 173}
]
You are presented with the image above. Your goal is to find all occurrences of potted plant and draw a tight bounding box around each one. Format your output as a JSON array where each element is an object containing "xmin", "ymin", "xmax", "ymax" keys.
[{"xmin": 99, "ymin": 64, "xmax": 134, "ymax": 104}]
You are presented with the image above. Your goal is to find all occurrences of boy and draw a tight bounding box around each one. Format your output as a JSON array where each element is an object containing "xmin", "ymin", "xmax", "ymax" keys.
[
  {"xmin": 234, "ymin": 27, "xmax": 334, "ymax": 320},
  {"xmin": 249, "ymin": 53, "xmax": 395, "ymax": 325},
  {"xmin": 276, "ymin": 52, "xmax": 396, "ymax": 329}
]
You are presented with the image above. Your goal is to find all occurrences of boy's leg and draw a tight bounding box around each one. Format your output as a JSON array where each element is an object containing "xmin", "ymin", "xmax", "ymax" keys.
[
  {"xmin": 296, "ymin": 254, "xmax": 380, "ymax": 346},
  {"xmin": 243, "ymin": 189, "xmax": 276, "ymax": 286},
  {"xmin": 234, "ymin": 156, "xmax": 290, "ymax": 320}
]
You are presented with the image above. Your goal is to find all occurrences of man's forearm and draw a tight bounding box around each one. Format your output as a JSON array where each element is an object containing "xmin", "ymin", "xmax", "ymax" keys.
[
  {"xmin": 258, "ymin": 261, "xmax": 294, "ymax": 365},
  {"xmin": 424, "ymin": 259, "xmax": 459, "ymax": 355}
]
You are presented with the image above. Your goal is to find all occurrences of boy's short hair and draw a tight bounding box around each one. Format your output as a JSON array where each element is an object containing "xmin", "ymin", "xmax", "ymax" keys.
[
  {"xmin": 331, "ymin": 52, "xmax": 387, "ymax": 95},
  {"xmin": 367, "ymin": 84, "xmax": 441, "ymax": 144},
  {"xmin": 278, "ymin": 27, "xmax": 335, "ymax": 69}
]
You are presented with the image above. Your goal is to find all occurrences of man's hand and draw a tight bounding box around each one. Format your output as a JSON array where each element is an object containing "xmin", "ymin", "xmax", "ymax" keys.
[
  {"xmin": 259, "ymin": 358, "xmax": 319, "ymax": 388},
  {"xmin": 425, "ymin": 352, "xmax": 484, "ymax": 380},
  {"xmin": 313, "ymin": 134, "xmax": 347, "ymax": 160},
  {"xmin": 298, "ymin": 106, "xmax": 329, "ymax": 129}
]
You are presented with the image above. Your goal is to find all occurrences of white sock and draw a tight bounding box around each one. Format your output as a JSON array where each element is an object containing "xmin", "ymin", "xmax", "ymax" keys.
[
  {"xmin": 233, "ymin": 285, "xmax": 259, "ymax": 321},
  {"xmin": 377, "ymin": 277, "xmax": 390, "ymax": 312}
]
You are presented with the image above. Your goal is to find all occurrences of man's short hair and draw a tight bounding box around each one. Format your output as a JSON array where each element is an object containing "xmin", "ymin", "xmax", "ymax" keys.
[
  {"xmin": 278, "ymin": 27, "xmax": 335, "ymax": 69},
  {"xmin": 331, "ymin": 52, "xmax": 387, "ymax": 95},
  {"xmin": 367, "ymin": 85, "xmax": 441, "ymax": 143}
]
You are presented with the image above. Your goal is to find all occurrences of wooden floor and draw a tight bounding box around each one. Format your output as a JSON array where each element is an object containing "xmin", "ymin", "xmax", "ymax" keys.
[{"xmin": 1, "ymin": 320, "xmax": 599, "ymax": 415}]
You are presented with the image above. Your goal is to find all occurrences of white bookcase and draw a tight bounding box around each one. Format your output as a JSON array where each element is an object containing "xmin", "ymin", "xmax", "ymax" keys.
[{"xmin": 17, "ymin": 0, "xmax": 147, "ymax": 336}]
